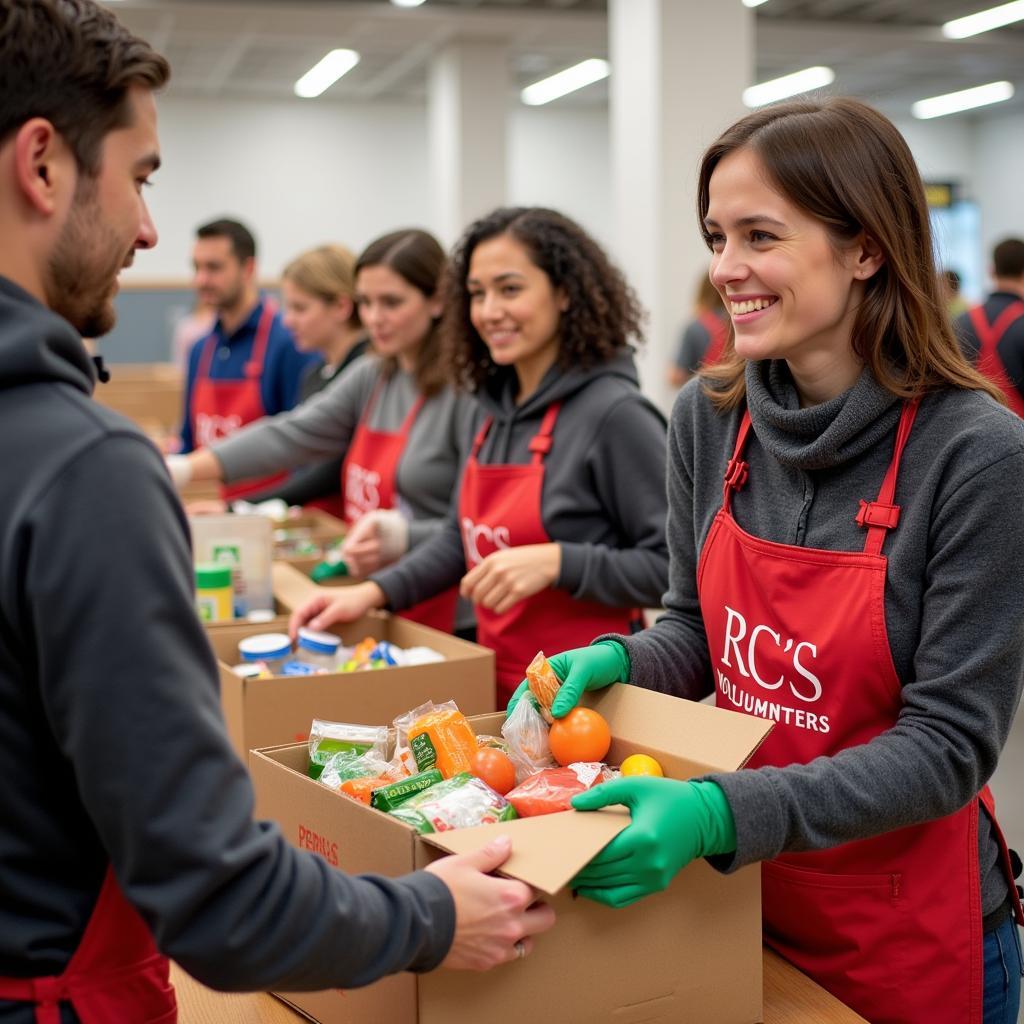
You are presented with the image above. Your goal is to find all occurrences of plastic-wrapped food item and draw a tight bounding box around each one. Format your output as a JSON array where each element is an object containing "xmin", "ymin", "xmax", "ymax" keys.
[
  {"xmin": 505, "ymin": 762, "xmax": 614, "ymax": 818},
  {"xmin": 501, "ymin": 694, "xmax": 556, "ymax": 784},
  {"xmin": 370, "ymin": 769, "xmax": 444, "ymax": 812},
  {"xmin": 319, "ymin": 749, "xmax": 397, "ymax": 792},
  {"xmin": 389, "ymin": 772, "xmax": 517, "ymax": 833},
  {"xmin": 339, "ymin": 776, "xmax": 392, "ymax": 805},
  {"xmin": 408, "ymin": 703, "xmax": 478, "ymax": 779},
  {"xmin": 526, "ymin": 650, "xmax": 561, "ymax": 723},
  {"xmin": 391, "ymin": 702, "xmax": 433, "ymax": 779},
  {"xmin": 391, "ymin": 646, "xmax": 445, "ymax": 667},
  {"xmin": 475, "ymin": 734, "xmax": 510, "ymax": 754},
  {"xmin": 308, "ymin": 719, "xmax": 388, "ymax": 780}
]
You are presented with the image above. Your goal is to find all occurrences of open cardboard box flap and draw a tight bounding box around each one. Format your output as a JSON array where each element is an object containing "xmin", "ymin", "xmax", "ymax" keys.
[
  {"xmin": 422, "ymin": 806, "xmax": 630, "ymax": 896},
  {"xmin": 272, "ymin": 560, "xmax": 321, "ymax": 612}
]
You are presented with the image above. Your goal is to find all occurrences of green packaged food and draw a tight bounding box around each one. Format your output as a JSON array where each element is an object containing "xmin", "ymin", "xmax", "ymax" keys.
[
  {"xmin": 370, "ymin": 769, "xmax": 444, "ymax": 812},
  {"xmin": 319, "ymin": 749, "xmax": 393, "ymax": 790},
  {"xmin": 392, "ymin": 772, "xmax": 517, "ymax": 832},
  {"xmin": 389, "ymin": 807, "xmax": 434, "ymax": 834},
  {"xmin": 308, "ymin": 720, "xmax": 388, "ymax": 780}
]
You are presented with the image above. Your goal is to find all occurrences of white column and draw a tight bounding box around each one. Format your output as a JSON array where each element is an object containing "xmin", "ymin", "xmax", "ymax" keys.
[
  {"xmin": 609, "ymin": 0, "xmax": 753, "ymax": 416},
  {"xmin": 428, "ymin": 40, "xmax": 509, "ymax": 246}
]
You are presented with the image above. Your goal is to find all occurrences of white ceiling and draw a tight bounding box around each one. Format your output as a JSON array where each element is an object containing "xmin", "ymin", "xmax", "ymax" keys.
[{"xmin": 109, "ymin": 0, "xmax": 1024, "ymax": 117}]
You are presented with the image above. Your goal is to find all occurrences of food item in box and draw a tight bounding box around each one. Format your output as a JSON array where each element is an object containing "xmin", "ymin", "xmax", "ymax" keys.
[
  {"xmin": 339, "ymin": 776, "xmax": 392, "ymax": 805},
  {"xmin": 319, "ymin": 749, "xmax": 397, "ymax": 792},
  {"xmin": 620, "ymin": 753, "xmax": 664, "ymax": 777},
  {"xmin": 525, "ymin": 650, "xmax": 561, "ymax": 723},
  {"xmin": 237, "ymin": 633, "xmax": 292, "ymax": 676},
  {"xmin": 308, "ymin": 720, "xmax": 388, "ymax": 780},
  {"xmin": 390, "ymin": 772, "xmax": 517, "ymax": 833},
  {"xmin": 370, "ymin": 769, "xmax": 444, "ymax": 812},
  {"xmin": 470, "ymin": 748, "xmax": 516, "ymax": 796},
  {"xmin": 408, "ymin": 704, "xmax": 478, "ymax": 779},
  {"xmin": 501, "ymin": 695, "xmax": 556, "ymax": 783},
  {"xmin": 548, "ymin": 708, "xmax": 612, "ymax": 766},
  {"xmin": 506, "ymin": 762, "xmax": 613, "ymax": 818}
]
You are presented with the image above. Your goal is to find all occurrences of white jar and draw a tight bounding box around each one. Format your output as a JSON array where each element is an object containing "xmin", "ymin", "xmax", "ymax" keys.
[
  {"xmin": 296, "ymin": 627, "xmax": 342, "ymax": 672},
  {"xmin": 237, "ymin": 633, "xmax": 292, "ymax": 676}
]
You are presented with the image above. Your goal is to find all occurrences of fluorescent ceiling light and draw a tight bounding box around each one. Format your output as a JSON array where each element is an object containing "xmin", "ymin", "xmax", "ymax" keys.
[
  {"xmin": 521, "ymin": 58, "xmax": 610, "ymax": 106},
  {"xmin": 742, "ymin": 66, "xmax": 835, "ymax": 107},
  {"xmin": 911, "ymin": 80, "xmax": 1014, "ymax": 118},
  {"xmin": 391, "ymin": 0, "xmax": 427, "ymax": 5},
  {"xmin": 942, "ymin": 0, "xmax": 1024, "ymax": 38},
  {"xmin": 294, "ymin": 49, "xmax": 360, "ymax": 99},
  {"xmin": 742, "ymin": 0, "xmax": 771, "ymax": 6}
]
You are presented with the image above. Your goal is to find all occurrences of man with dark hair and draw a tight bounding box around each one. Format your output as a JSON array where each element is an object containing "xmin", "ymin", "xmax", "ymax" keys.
[
  {"xmin": 0, "ymin": 2, "xmax": 552, "ymax": 1021},
  {"xmin": 956, "ymin": 237, "xmax": 1024, "ymax": 416},
  {"xmin": 178, "ymin": 216, "xmax": 319, "ymax": 500}
]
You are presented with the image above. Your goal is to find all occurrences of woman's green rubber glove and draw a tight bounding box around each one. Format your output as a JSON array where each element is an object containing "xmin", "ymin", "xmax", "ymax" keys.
[
  {"xmin": 505, "ymin": 641, "xmax": 631, "ymax": 718},
  {"xmin": 569, "ymin": 778, "xmax": 736, "ymax": 908}
]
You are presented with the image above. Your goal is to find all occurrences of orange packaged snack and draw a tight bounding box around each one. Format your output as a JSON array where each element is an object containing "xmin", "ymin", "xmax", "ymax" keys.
[
  {"xmin": 526, "ymin": 650, "xmax": 561, "ymax": 723},
  {"xmin": 339, "ymin": 776, "xmax": 391, "ymax": 805},
  {"xmin": 408, "ymin": 705, "xmax": 478, "ymax": 779}
]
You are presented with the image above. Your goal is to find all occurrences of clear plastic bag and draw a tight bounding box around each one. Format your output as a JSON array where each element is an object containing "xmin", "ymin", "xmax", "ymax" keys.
[
  {"xmin": 501, "ymin": 695, "xmax": 556, "ymax": 784},
  {"xmin": 308, "ymin": 719, "xmax": 389, "ymax": 779}
]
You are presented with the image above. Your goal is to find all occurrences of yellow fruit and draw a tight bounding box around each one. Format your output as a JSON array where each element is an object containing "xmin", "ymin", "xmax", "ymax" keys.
[{"xmin": 620, "ymin": 753, "xmax": 664, "ymax": 777}]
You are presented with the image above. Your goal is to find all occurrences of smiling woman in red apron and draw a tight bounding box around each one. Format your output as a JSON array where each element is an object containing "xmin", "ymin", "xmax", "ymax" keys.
[
  {"xmin": 535, "ymin": 99, "xmax": 1024, "ymax": 1024},
  {"xmin": 168, "ymin": 229, "xmax": 471, "ymax": 634},
  {"xmin": 289, "ymin": 208, "xmax": 670, "ymax": 708}
]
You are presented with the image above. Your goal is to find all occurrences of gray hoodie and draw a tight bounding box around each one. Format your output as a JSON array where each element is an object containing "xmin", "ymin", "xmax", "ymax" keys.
[
  {"xmin": 612, "ymin": 360, "xmax": 1024, "ymax": 924},
  {"xmin": 0, "ymin": 277, "xmax": 454, "ymax": 1021},
  {"xmin": 371, "ymin": 349, "xmax": 670, "ymax": 614}
]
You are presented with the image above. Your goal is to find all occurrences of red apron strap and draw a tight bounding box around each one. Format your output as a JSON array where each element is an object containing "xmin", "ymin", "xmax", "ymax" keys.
[
  {"xmin": 722, "ymin": 409, "xmax": 753, "ymax": 511},
  {"xmin": 470, "ymin": 417, "xmax": 493, "ymax": 459},
  {"xmin": 244, "ymin": 302, "xmax": 276, "ymax": 379},
  {"xmin": 857, "ymin": 399, "xmax": 919, "ymax": 556},
  {"xmin": 398, "ymin": 395, "xmax": 426, "ymax": 437},
  {"xmin": 529, "ymin": 402, "xmax": 563, "ymax": 465},
  {"xmin": 989, "ymin": 300, "xmax": 1024, "ymax": 343}
]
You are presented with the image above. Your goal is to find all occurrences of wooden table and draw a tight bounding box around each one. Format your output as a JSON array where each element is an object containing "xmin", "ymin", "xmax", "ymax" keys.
[{"xmin": 172, "ymin": 947, "xmax": 868, "ymax": 1023}]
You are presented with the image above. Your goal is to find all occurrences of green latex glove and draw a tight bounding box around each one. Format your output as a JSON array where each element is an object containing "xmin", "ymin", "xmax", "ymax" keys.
[
  {"xmin": 505, "ymin": 641, "xmax": 630, "ymax": 718},
  {"xmin": 310, "ymin": 558, "xmax": 349, "ymax": 583},
  {"xmin": 570, "ymin": 778, "xmax": 736, "ymax": 908}
]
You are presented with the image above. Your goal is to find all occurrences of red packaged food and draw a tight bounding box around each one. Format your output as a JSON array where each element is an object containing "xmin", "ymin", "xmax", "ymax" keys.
[{"xmin": 505, "ymin": 763, "xmax": 612, "ymax": 818}]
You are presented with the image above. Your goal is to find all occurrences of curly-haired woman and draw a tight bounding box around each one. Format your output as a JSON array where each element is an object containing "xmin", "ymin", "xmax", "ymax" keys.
[{"xmin": 290, "ymin": 207, "xmax": 670, "ymax": 704}]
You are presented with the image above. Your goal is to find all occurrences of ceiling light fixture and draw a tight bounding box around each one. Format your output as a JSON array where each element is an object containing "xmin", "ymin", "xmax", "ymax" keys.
[
  {"xmin": 911, "ymin": 80, "xmax": 1014, "ymax": 118},
  {"xmin": 521, "ymin": 58, "xmax": 610, "ymax": 106},
  {"xmin": 942, "ymin": 0, "xmax": 1024, "ymax": 38},
  {"xmin": 742, "ymin": 0, "xmax": 771, "ymax": 7},
  {"xmin": 294, "ymin": 49, "xmax": 360, "ymax": 99},
  {"xmin": 391, "ymin": 0, "xmax": 427, "ymax": 6},
  {"xmin": 742, "ymin": 66, "xmax": 835, "ymax": 107}
]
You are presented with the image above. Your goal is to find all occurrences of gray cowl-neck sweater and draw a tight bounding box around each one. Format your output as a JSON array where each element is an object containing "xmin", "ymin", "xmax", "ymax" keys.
[{"xmin": 612, "ymin": 359, "xmax": 1024, "ymax": 922}]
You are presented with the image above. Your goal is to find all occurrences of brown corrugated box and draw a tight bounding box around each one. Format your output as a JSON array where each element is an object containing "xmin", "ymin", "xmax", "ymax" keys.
[
  {"xmin": 272, "ymin": 509, "xmax": 349, "ymax": 580},
  {"xmin": 250, "ymin": 685, "xmax": 772, "ymax": 1024},
  {"xmin": 208, "ymin": 564, "xmax": 494, "ymax": 757}
]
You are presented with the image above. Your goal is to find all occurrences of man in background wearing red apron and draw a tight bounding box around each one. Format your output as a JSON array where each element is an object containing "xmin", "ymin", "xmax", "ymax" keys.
[
  {"xmin": 956, "ymin": 237, "xmax": 1024, "ymax": 417},
  {"xmin": 0, "ymin": 5, "xmax": 554, "ymax": 1022},
  {"xmin": 178, "ymin": 218, "xmax": 319, "ymax": 500}
]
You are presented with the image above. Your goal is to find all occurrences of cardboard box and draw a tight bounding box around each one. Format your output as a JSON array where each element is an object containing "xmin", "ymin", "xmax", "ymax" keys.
[
  {"xmin": 209, "ymin": 616, "xmax": 495, "ymax": 759},
  {"xmin": 272, "ymin": 510, "xmax": 347, "ymax": 578},
  {"xmin": 93, "ymin": 362, "xmax": 183, "ymax": 436},
  {"xmin": 250, "ymin": 685, "xmax": 772, "ymax": 1024}
]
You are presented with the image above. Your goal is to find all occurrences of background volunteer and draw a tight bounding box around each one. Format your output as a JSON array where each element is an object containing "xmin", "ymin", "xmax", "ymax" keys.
[
  {"xmin": 519, "ymin": 99, "xmax": 1024, "ymax": 1024},
  {"xmin": 0, "ymin": 4, "xmax": 554, "ymax": 1021},
  {"xmin": 169, "ymin": 228, "xmax": 475, "ymax": 634},
  {"xmin": 178, "ymin": 217, "xmax": 318, "ymax": 500},
  {"xmin": 291, "ymin": 206, "xmax": 669, "ymax": 706}
]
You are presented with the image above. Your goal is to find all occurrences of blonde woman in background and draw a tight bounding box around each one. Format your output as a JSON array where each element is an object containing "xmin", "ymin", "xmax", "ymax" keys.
[{"xmin": 668, "ymin": 272, "xmax": 729, "ymax": 388}]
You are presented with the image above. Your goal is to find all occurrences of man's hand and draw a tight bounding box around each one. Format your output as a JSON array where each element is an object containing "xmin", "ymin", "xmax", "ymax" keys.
[
  {"xmin": 460, "ymin": 544, "xmax": 561, "ymax": 614},
  {"xmin": 426, "ymin": 835, "xmax": 556, "ymax": 970},
  {"xmin": 570, "ymin": 779, "xmax": 736, "ymax": 909}
]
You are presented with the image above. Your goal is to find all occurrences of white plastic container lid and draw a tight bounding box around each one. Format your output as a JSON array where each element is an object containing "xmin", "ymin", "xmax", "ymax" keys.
[
  {"xmin": 238, "ymin": 633, "xmax": 292, "ymax": 662},
  {"xmin": 297, "ymin": 627, "xmax": 342, "ymax": 655}
]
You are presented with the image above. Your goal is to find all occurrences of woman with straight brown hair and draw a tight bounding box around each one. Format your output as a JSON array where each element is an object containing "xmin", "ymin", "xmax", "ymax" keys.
[
  {"xmin": 169, "ymin": 229, "xmax": 474, "ymax": 633},
  {"xmin": 534, "ymin": 98, "xmax": 1024, "ymax": 1024}
]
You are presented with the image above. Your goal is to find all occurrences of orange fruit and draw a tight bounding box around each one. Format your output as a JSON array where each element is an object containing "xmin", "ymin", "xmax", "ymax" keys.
[
  {"xmin": 470, "ymin": 748, "xmax": 517, "ymax": 795},
  {"xmin": 620, "ymin": 753, "xmax": 664, "ymax": 777},
  {"xmin": 548, "ymin": 708, "xmax": 612, "ymax": 766}
]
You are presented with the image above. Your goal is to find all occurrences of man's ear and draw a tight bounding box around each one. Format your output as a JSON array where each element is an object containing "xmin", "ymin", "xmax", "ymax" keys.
[
  {"xmin": 852, "ymin": 233, "xmax": 885, "ymax": 281},
  {"xmin": 13, "ymin": 118, "xmax": 74, "ymax": 216}
]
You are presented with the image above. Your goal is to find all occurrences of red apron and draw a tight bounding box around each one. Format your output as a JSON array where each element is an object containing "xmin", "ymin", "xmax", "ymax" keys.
[
  {"xmin": 968, "ymin": 301, "xmax": 1024, "ymax": 417},
  {"xmin": 0, "ymin": 865, "xmax": 176, "ymax": 1024},
  {"xmin": 191, "ymin": 302, "xmax": 289, "ymax": 501},
  {"xmin": 459, "ymin": 402, "xmax": 635, "ymax": 707},
  {"xmin": 696, "ymin": 401, "xmax": 1024, "ymax": 1024},
  {"xmin": 698, "ymin": 310, "xmax": 729, "ymax": 368},
  {"xmin": 341, "ymin": 377, "xmax": 457, "ymax": 633}
]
